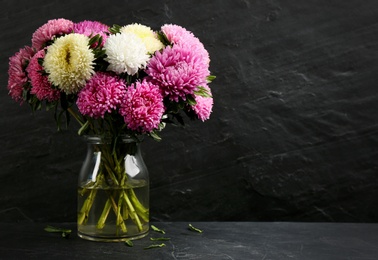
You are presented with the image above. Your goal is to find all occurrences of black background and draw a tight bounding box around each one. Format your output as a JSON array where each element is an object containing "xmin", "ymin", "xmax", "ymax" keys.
[{"xmin": 1, "ymin": 0, "xmax": 377, "ymax": 223}]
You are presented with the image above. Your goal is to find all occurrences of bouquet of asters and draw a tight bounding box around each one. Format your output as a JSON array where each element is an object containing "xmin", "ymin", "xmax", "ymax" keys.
[{"xmin": 7, "ymin": 18, "xmax": 214, "ymax": 240}]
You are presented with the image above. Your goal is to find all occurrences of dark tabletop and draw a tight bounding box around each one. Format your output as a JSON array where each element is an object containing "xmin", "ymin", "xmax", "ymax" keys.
[{"xmin": 1, "ymin": 222, "xmax": 378, "ymax": 259}]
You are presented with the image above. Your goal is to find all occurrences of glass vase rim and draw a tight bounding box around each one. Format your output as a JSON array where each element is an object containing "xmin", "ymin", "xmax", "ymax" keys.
[{"xmin": 83, "ymin": 134, "xmax": 142, "ymax": 144}]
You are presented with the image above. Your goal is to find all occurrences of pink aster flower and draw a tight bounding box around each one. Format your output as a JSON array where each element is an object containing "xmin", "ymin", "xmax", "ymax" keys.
[
  {"xmin": 74, "ymin": 20, "xmax": 109, "ymax": 47},
  {"xmin": 26, "ymin": 49, "xmax": 60, "ymax": 102},
  {"xmin": 161, "ymin": 24, "xmax": 210, "ymax": 65},
  {"xmin": 7, "ymin": 46, "xmax": 35, "ymax": 103},
  {"xmin": 76, "ymin": 72, "xmax": 126, "ymax": 118},
  {"xmin": 192, "ymin": 85, "xmax": 213, "ymax": 121},
  {"xmin": 119, "ymin": 80, "xmax": 164, "ymax": 133},
  {"xmin": 146, "ymin": 44, "xmax": 210, "ymax": 102},
  {"xmin": 32, "ymin": 18, "xmax": 74, "ymax": 50}
]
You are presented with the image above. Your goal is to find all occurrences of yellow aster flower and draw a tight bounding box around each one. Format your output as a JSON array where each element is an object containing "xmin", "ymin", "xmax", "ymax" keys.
[
  {"xmin": 120, "ymin": 23, "xmax": 164, "ymax": 54},
  {"xmin": 43, "ymin": 33, "xmax": 95, "ymax": 94}
]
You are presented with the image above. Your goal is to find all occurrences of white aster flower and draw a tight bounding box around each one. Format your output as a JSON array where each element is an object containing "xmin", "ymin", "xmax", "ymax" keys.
[
  {"xmin": 120, "ymin": 23, "xmax": 164, "ymax": 54},
  {"xmin": 104, "ymin": 32, "xmax": 150, "ymax": 75}
]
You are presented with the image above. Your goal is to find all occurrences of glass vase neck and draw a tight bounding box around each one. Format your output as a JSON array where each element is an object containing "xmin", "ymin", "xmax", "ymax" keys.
[{"xmin": 84, "ymin": 135, "xmax": 142, "ymax": 144}]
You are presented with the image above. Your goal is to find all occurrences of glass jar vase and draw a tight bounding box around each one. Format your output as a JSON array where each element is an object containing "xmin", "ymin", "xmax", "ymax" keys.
[{"xmin": 77, "ymin": 135, "xmax": 149, "ymax": 242}]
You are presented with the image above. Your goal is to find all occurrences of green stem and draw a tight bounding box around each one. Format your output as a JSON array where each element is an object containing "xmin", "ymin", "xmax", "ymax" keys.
[
  {"xmin": 129, "ymin": 189, "xmax": 149, "ymax": 222},
  {"xmin": 104, "ymin": 163, "xmax": 120, "ymax": 186},
  {"xmin": 67, "ymin": 107, "xmax": 84, "ymax": 126},
  {"xmin": 117, "ymin": 193, "xmax": 127, "ymax": 233},
  {"xmin": 78, "ymin": 188, "xmax": 97, "ymax": 225},
  {"xmin": 96, "ymin": 191, "xmax": 127, "ymax": 232},
  {"xmin": 123, "ymin": 190, "xmax": 143, "ymax": 231},
  {"xmin": 96, "ymin": 198, "xmax": 112, "ymax": 229},
  {"xmin": 122, "ymin": 200, "xmax": 129, "ymax": 220},
  {"xmin": 108, "ymin": 192, "xmax": 127, "ymax": 233},
  {"xmin": 78, "ymin": 139, "xmax": 148, "ymax": 235}
]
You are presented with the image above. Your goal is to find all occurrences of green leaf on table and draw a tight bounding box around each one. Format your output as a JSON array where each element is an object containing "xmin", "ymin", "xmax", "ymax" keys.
[
  {"xmin": 44, "ymin": 225, "xmax": 72, "ymax": 238},
  {"xmin": 150, "ymin": 237, "xmax": 171, "ymax": 241},
  {"xmin": 124, "ymin": 240, "xmax": 134, "ymax": 247},
  {"xmin": 188, "ymin": 223, "xmax": 203, "ymax": 233},
  {"xmin": 151, "ymin": 225, "xmax": 165, "ymax": 234},
  {"xmin": 144, "ymin": 243, "xmax": 166, "ymax": 250},
  {"xmin": 61, "ymin": 232, "xmax": 70, "ymax": 238}
]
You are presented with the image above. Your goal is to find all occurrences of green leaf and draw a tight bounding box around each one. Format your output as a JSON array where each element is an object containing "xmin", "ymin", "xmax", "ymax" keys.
[
  {"xmin": 206, "ymin": 75, "xmax": 216, "ymax": 83},
  {"xmin": 55, "ymin": 110, "xmax": 66, "ymax": 131},
  {"xmin": 61, "ymin": 232, "xmax": 70, "ymax": 238},
  {"xmin": 95, "ymin": 49, "xmax": 106, "ymax": 57},
  {"xmin": 37, "ymin": 57, "xmax": 44, "ymax": 66},
  {"xmin": 144, "ymin": 243, "xmax": 166, "ymax": 250},
  {"xmin": 124, "ymin": 240, "xmax": 134, "ymax": 247},
  {"xmin": 29, "ymin": 96, "xmax": 42, "ymax": 112},
  {"xmin": 186, "ymin": 95, "xmax": 197, "ymax": 106},
  {"xmin": 45, "ymin": 100, "xmax": 58, "ymax": 111},
  {"xmin": 157, "ymin": 31, "xmax": 171, "ymax": 47},
  {"xmin": 178, "ymin": 101, "xmax": 185, "ymax": 110},
  {"xmin": 97, "ymin": 36, "xmax": 103, "ymax": 48},
  {"xmin": 88, "ymin": 34, "xmax": 100, "ymax": 46},
  {"xmin": 194, "ymin": 86, "xmax": 212, "ymax": 98},
  {"xmin": 151, "ymin": 225, "xmax": 165, "ymax": 234},
  {"xmin": 188, "ymin": 223, "xmax": 203, "ymax": 233},
  {"xmin": 22, "ymin": 88, "xmax": 29, "ymax": 102},
  {"xmin": 109, "ymin": 24, "xmax": 122, "ymax": 34},
  {"xmin": 44, "ymin": 225, "xmax": 72, "ymax": 238},
  {"xmin": 149, "ymin": 131, "xmax": 162, "ymax": 142},
  {"xmin": 157, "ymin": 121, "xmax": 166, "ymax": 131}
]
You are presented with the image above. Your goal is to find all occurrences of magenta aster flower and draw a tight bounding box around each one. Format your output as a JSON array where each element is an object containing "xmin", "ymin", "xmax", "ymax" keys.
[
  {"xmin": 7, "ymin": 46, "xmax": 35, "ymax": 103},
  {"xmin": 146, "ymin": 44, "xmax": 209, "ymax": 102},
  {"xmin": 192, "ymin": 85, "xmax": 213, "ymax": 121},
  {"xmin": 77, "ymin": 72, "xmax": 126, "ymax": 118},
  {"xmin": 161, "ymin": 24, "xmax": 210, "ymax": 65},
  {"xmin": 74, "ymin": 20, "xmax": 109, "ymax": 47},
  {"xmin": 26, "ymin": 49, "xmax": 60, "ymax": 102},
  {"xmin": 32, "ymin": 18, "xmax": 74, "ymax": 50},
  {"xmin": 119, "ymin": 80, "xmax": 164, "ymax": 133}
]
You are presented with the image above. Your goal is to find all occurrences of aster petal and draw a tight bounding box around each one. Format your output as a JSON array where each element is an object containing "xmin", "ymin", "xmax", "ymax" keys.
[
  {"xmin": 161, "ymin": 24, "xmax": 210, "ymax": 65},
  {"xmin": 26, "ymin": 49, "xmax": 60, "ymax": 102},
  {"xmin": 77, "ymin": 72, "xmax": 126, "ymax": 118},
  {"xmin": 119, "ymin": 80, "xmax": 164, "ymax": 132},
  {"xmin": 7, "ymin": 46, "xmax": 35, "ymax": 103},
  {"xmin": 32, "ymin": 18, "xmax": 74, "ymax": 50},
  {"xmin": 105, "ymin": 33, "xmax": 150, "ymax": 75},
  {"xmin": 43, "ymin": 33, "xmax": 95, "ymax": 94},
  {"xmin": 146, "ymin": 44, "xmax": 209, "ymax": 101},
  {"xmin": 74, "ymin": 20, "xmax": 109, "ymax": 47},
  {"xmin": 120, "ymin": 23, "xmax": 164, "ymax": 54},
  {"xmin": 192, "ymin": 85, "xmax": 213, "ymax": 121}
]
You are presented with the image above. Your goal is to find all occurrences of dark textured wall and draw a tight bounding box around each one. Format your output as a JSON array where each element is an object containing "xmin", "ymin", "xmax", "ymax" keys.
[{"xmin": 1, "ymin": 0, "xmax": 377, "ymax": 223}]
